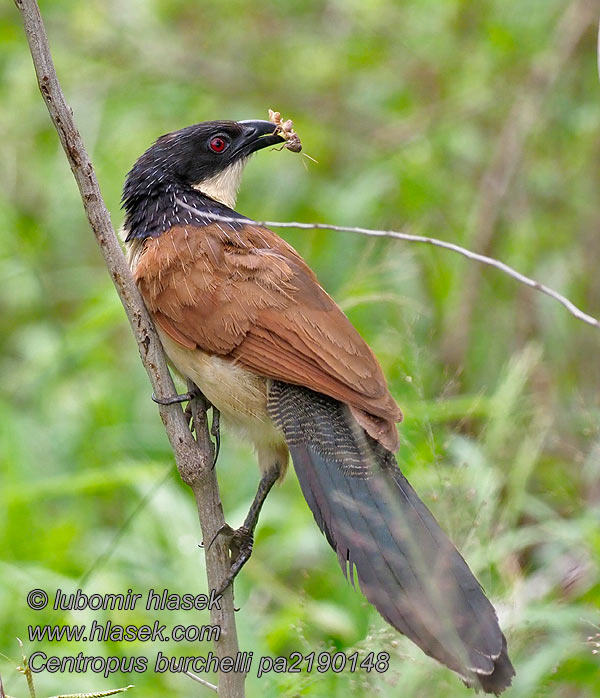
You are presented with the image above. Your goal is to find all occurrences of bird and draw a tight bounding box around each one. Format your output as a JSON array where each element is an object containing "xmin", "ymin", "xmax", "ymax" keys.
[{"xmin": 122, "ymin": 118, "xmax": 515, "ymax": 694}]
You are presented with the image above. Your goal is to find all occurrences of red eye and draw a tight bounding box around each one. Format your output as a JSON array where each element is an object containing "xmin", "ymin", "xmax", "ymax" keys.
[{"xmin": 209, "ymin": 136, "xmax": 227, "ymax": 153}]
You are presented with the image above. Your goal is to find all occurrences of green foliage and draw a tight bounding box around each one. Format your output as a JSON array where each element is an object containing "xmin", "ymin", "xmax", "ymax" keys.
[{"xmin": 1, "ymin": 0, "xmax": 599, "ymax": 696}]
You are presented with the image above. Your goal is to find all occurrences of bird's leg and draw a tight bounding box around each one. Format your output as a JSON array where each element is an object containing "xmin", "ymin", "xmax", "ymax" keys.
[
  {"xmin": 214, "ymin": 465, "xmax": 280, "ymax": 596},
  {"xmin": 182, "ymin": 382, "xmax": 220, "ymax": 469},
  {"xmin": 210, "ymin": 406, "xmax": 221, "ymax": 468}
]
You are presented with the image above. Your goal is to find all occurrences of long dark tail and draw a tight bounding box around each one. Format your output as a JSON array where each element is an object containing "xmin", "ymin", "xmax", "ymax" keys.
[{"xmin": 267, "ymin": 381, "xmax": 514, "ymax": 694}]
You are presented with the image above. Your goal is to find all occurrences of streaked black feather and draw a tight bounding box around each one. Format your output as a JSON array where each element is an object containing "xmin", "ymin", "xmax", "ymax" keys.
[{"xmin": 267, "ymin": 381, "xmax": 514, "ymax": 694}]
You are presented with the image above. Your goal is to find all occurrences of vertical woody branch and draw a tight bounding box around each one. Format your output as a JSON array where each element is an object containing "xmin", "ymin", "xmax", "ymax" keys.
[{"xmin": 14, "ymin": 1, "xmax": 244, "ymax": 696}]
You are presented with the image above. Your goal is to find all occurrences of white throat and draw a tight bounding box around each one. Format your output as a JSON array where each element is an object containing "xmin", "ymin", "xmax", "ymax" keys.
[{"xmin": 192, "ymin": 159, "xmax": 247, "ymax": 209}]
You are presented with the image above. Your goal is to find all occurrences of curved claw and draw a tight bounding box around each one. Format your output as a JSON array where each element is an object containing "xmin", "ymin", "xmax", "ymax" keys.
[
  {"xmin": 207, "ymin": 523, "xmax": 234, "ymax": 552},
  {"xmin": 152, "ymin": 390, "xmax": 196, "ymax": 405}
]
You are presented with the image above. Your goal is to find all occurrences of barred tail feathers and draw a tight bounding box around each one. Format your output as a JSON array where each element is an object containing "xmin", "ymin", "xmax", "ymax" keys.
[{"xmin": 267, "ymin": 381, "xmax": 514, "ymax": 694}]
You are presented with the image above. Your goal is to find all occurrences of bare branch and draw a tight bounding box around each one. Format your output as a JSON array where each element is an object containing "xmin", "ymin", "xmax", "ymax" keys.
[
  {"xmin": 176, "ymin": 200, "xmax": 600, "ymax": 332},
  {"xmin": 14, "ymin": 1, "xmax": 244, "ymax": 696},
  {"xmin": 48, "ymin": 687, "xmax": 135, "ymax": 698},
  {"xmin": 184, "ymin": 673, "xmax": 218, "ymax": 692}
]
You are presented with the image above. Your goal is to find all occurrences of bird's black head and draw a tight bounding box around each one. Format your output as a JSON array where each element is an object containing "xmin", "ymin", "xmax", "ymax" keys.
[{"xmin": 122, "ymin": 119, "xmax": 284, "ymax": 241}]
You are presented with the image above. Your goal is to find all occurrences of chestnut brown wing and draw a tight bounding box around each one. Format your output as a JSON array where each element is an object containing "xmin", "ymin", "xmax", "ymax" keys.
[{"xmin": 134, "ymin": 222, "xmax": 401, "ymax": 444}]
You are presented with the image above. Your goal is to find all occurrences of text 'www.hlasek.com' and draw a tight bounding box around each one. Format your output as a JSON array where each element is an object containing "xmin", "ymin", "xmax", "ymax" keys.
[{"xmin": 25, "ymin": 588, "xmax": 390, "ymax": 679}]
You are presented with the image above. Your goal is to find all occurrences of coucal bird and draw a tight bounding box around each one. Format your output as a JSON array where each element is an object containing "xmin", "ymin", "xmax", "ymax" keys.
[{"xmin": 122, "ymin": 119, "xmax": 515, "ymax": 693}]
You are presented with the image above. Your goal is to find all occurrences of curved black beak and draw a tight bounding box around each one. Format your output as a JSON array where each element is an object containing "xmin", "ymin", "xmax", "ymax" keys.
[{"xmin": 238, "ymin": 119, "xmax": 284, "ymax": 153}]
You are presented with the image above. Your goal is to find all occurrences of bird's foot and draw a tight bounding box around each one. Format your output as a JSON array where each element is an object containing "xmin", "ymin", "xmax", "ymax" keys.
[
  {"xmin": 180, "ymin": 383, "xmax": 220, "ymax": 467},
  {"xmin": 213, "ymin": 524, "xmax": 254, "ymax": 596}
]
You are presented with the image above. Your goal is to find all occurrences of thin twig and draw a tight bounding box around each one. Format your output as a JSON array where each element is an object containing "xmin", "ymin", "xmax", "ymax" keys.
[
  {"xmin": 78, "ymin": 467, "xmax": 175, "ymax": 587},
  {"xmin": 175, "ymin": 201, "xmax": 600, "ymax": 332},
  {"xmin": 48, "ymin": 687, "xmax": 135, "ymax": 698},
  {"xmin": 14, "ymin": 1, "xmax": 244, "ymax": 696},
  {"xmin": 184, "ymin": 672, "xmax": 219, "ymax": 693}
]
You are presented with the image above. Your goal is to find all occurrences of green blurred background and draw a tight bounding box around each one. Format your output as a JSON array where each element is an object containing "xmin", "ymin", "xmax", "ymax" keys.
[{"xmin": 1, "ymin": 0, "xmax": 599, "ymax": 696}]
